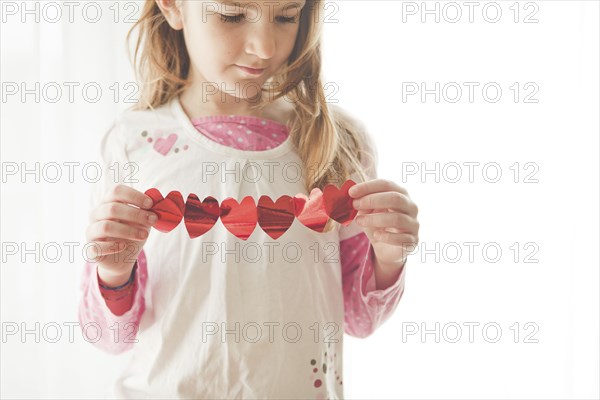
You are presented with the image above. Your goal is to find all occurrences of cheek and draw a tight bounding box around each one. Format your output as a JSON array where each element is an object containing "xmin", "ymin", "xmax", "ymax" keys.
[
  {"xmin": 279, "ymin": 24, "xmax": 300, "ymax": 50},
  {"xmin": 184, "ymin": 28, "xmax": 231, "ymax": 71},
  {"xmin": 197, "ymin": 24, "xmax": 241, "ymax": 58},
  {"xmin": 274, "ymin": 28, "xmax": 300, "ymax": 64}
]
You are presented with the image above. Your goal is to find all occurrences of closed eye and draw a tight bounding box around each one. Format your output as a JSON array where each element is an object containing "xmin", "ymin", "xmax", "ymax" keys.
[
  {"xmin": 220, "ymin": 13, "xmax": 244, "ymax": 23},
  {"xmin": 219, "ymin": 13, "xmax": 298, "ymax": 24}
]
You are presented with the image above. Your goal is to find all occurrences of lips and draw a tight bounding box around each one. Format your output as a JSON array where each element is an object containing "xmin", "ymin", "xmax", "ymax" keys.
[
  {"xmin": 237, "ymin": 65, "xmax": 266, "ymax": 75},
  {"xmin": 145, "ymin": 179, "xmax": 358, "ymax": 240}
]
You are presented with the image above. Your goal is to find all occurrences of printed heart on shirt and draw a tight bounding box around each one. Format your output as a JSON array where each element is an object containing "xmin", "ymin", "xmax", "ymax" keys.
[
  {"xmin": 153, "ymin": 133, "xmax": 178, "ymax": 155},
  {"xmin": 257, "ymin": 195, "xmax": 296, "ymax": 240},
  {"xmin": 220, "ymin": 196, "xmax": 258, "ymax": 241},
  {"xmin": 293, "ymin": 188, "xmax": 329, "ymax": 233},
  {"xmin": 145, "ymin": 188, "xmax": 185, "ymax": 232},
  {"xmin": 184, "ymin": 194, "xmax": 220, "ymax": 239},
  {"xmin": 323, "ymin": 179, "xmax": 358, "ymax": 226}
]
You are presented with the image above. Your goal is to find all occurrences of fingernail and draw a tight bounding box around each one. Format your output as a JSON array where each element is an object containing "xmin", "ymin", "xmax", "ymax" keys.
[
  {"xmin": 148, "ymin": 214, "xmax": 157, "ymax": 224},
  {"xmin": 143, "ymin": 197, "xmax": 153, "ymax": 208},
  {"xmin": 352, "ymin": 199, "xmax": 360, "ymax": 208},
  {"xmin": 139, "ymin": 230, "xmax": 148, "ymax": 239}
]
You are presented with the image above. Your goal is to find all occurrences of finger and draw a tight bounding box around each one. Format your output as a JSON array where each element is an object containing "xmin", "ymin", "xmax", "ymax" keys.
[
  {"xmin": 87, "ymin": 219, "xmax": 150, "ymax": 242},
  {"xmin": 373, "ymin": 231, "xmax": 418, "ymax": 248},
  {"xmin": 102, "ymin": 184, "xmax": 154, "ymax": 210},
  {"xmin": 348, "ymin": 179, "xmax": 408, "ymax": 198},
  {"xmin": 356, "ymin": 212, "xmax": 417, "ymax": 230},
  {"xmin": 352, "ymin": 191, "xmax": 417, "ymax": 215},
  {"xmin": 92, "ymin": 202, "xmax": 157, "ymax": 227},
  {"xmin": 85, "ymin": 241, "xmax": 127, "ymax": 262}
]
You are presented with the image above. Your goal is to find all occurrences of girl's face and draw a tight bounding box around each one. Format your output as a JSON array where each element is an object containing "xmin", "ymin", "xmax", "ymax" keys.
[{"xmin": 159, "ymin": 0, "xmax": 306, "ymax": 100}]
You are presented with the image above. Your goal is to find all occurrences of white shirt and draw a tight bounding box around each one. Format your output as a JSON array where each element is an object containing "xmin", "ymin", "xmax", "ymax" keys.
[{"xmin": 88, "ymin": 95, "xmax": 373, "ymax": 399}]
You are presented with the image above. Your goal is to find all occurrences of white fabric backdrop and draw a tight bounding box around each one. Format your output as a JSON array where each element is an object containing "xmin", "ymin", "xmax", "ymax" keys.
[
  {"xmin": 1, "ymin": 1, "xmax": 140, "ymax": 397},
  {"xmin": 1, "ymin": 1, "xmax": 598, "ymax": 398}
]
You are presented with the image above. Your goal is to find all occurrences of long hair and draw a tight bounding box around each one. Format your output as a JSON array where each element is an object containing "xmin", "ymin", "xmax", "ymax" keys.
[{"xmin": 126, "ymin": 0, "xmax": 374, "ymax": 233}]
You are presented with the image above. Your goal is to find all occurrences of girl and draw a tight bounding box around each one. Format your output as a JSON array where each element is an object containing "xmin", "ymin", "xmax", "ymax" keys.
[{"xmin": 79, "ymin": 0, "xmax": 420, "ymax": 398}]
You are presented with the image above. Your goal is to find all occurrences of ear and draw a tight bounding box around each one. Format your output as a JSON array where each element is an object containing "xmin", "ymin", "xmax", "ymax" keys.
[{"xmin": 155, "ymin": 0, "xmax": 184, "ymax": 30}]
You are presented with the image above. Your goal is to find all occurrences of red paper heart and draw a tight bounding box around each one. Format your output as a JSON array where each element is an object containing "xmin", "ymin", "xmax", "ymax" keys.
[
  {"xmin": 293, "ymin": 188, "xmax": 329, "ymax": 233},
  {"xmin": 323, "ymin": 179, "xmax": 358, "ymax": 226},
  {"xmin": 220, "ymin": 196, "xmax": 257, "ymax": 241},
  {"xmin": 184, "ymin": 194, "xmax": 220, "ymax": 239},
  {"xmin": 145, "ymin": 188, "xmax": 185, "ymax": 233},
  {"xmin": 257, "ymin": 195, "xmax": 295, "ymax": 240}
]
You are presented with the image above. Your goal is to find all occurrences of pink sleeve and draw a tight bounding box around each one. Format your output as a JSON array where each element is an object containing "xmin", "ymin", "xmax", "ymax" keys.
[
  {"xmin": 77, "ymin": 250, "xmax": 148, "ymax": 354},
  {"xmin": 341, "ymin": 232, "xmax": 406, "ymax": 338},
  {"xmin": 97, "ymin": 268, "xmax": 136, "ymax": 316}
]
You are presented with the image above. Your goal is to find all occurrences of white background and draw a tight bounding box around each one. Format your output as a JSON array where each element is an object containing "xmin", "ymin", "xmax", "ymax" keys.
[{"xmin": 1, "ymin": 1, "xmax": 599, "ymax": 399}]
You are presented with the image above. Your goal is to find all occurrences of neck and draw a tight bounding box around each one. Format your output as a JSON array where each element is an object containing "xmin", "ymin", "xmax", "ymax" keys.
[
  {"xmin": 179, "ymin": 85, "xmax": 294, "ymax": 127},
  {"xmin": 180, "ymin": 67, "xmax": 279, "ymax": 118},
  {"xmin": 180, "ymin": 87, "xmax": 263, "ymax": 118}
]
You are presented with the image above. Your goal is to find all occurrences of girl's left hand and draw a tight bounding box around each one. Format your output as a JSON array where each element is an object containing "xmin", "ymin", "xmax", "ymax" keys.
[{"xmin": 349, "ymin": 179, "xmax": 420, "ymax": 266}]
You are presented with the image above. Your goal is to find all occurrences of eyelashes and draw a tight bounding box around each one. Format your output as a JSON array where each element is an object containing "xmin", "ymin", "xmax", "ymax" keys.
[
  {"xmin": 144, "ymin": 179, "xmax": 358, "ymax": 240},
  {"xmin": 219, "ymin": 13, "xmax": 298, "ymax": 24}
]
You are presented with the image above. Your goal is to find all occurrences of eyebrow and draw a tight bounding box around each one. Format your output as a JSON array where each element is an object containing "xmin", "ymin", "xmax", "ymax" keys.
[{"xmin": 218, "ymin": 1, "xmax": 307, "ymax": 9}]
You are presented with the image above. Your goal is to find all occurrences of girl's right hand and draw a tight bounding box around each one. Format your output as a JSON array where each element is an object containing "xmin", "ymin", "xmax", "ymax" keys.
[{"xmin": 85, "ymin": 184, "xmax": 156, "ymax": 286}]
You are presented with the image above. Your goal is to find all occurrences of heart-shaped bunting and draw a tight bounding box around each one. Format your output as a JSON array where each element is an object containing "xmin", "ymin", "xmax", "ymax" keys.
[
  {"xmin": 257, "ymin": 195, "xmax": 296, "ymax": 240},
  {"xmin": 145, "ymin": 179, "xmax": 359, "ymax": 239},
  {"xmin": 220, "ymin": 196, "xmax": 258, "ymax": 241},
  {"xmin": 323, "ymin": 179, "xmax": 358, "ymax": 227},
  {"xmin": 145, "ymin": 188, "xmax": 185, "ymax": 233},
  {"xmin": 184, "ymin": 194, "xmax": 220, "ymax": 238},
  {"xmin": 293, "ymin": 187, "xmax": 329, "ymax": 233}
]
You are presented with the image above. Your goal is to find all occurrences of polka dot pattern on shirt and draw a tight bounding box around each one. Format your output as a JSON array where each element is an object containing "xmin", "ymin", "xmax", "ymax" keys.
[{"xmin": 191, "ymin": 114, "xmax": 289, "ymax": 151}]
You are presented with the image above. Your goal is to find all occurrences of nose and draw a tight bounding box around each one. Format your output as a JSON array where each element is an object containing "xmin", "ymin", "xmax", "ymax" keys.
[{"xmin": 244, "ymin": 19, "xmax": 276, "ymax": 61}]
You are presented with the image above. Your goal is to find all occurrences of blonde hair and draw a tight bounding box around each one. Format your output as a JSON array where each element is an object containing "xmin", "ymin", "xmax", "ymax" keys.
[{"xmin": 126, "ymin": 0, "xmax": 374, "ymax": 233}]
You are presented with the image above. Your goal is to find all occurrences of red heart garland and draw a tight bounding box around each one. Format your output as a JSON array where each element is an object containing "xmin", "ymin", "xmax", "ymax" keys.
[
  {"xmin": 220, "ymin": 196, "xmax": 258, "ymax": 241},
  {"xmin": 293, "ymin": 187, "xmax": 329, "ymax": 233},
  {"xmin": 146, "ymin": 179, "xmax": 359, "ymax": 238},
  {"xmin": 184, "ymin": 194, "xmax": 220, "ymax": 239},
  {"xmin": 257, "ymin": 194, "xmax": 296, "ymax": 240},
  {"xmin": 145, "ymin": 188, "xmax": 185, "ymax": 233},
  {"xmin": 323, "ymin": 179, "xmax": 358, "ymax": 227}
]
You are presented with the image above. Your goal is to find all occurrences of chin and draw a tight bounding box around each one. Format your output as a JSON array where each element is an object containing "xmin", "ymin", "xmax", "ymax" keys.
[{"xmin": 231, "ymin": 81, "xmax": 265, "ymax": 99}]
